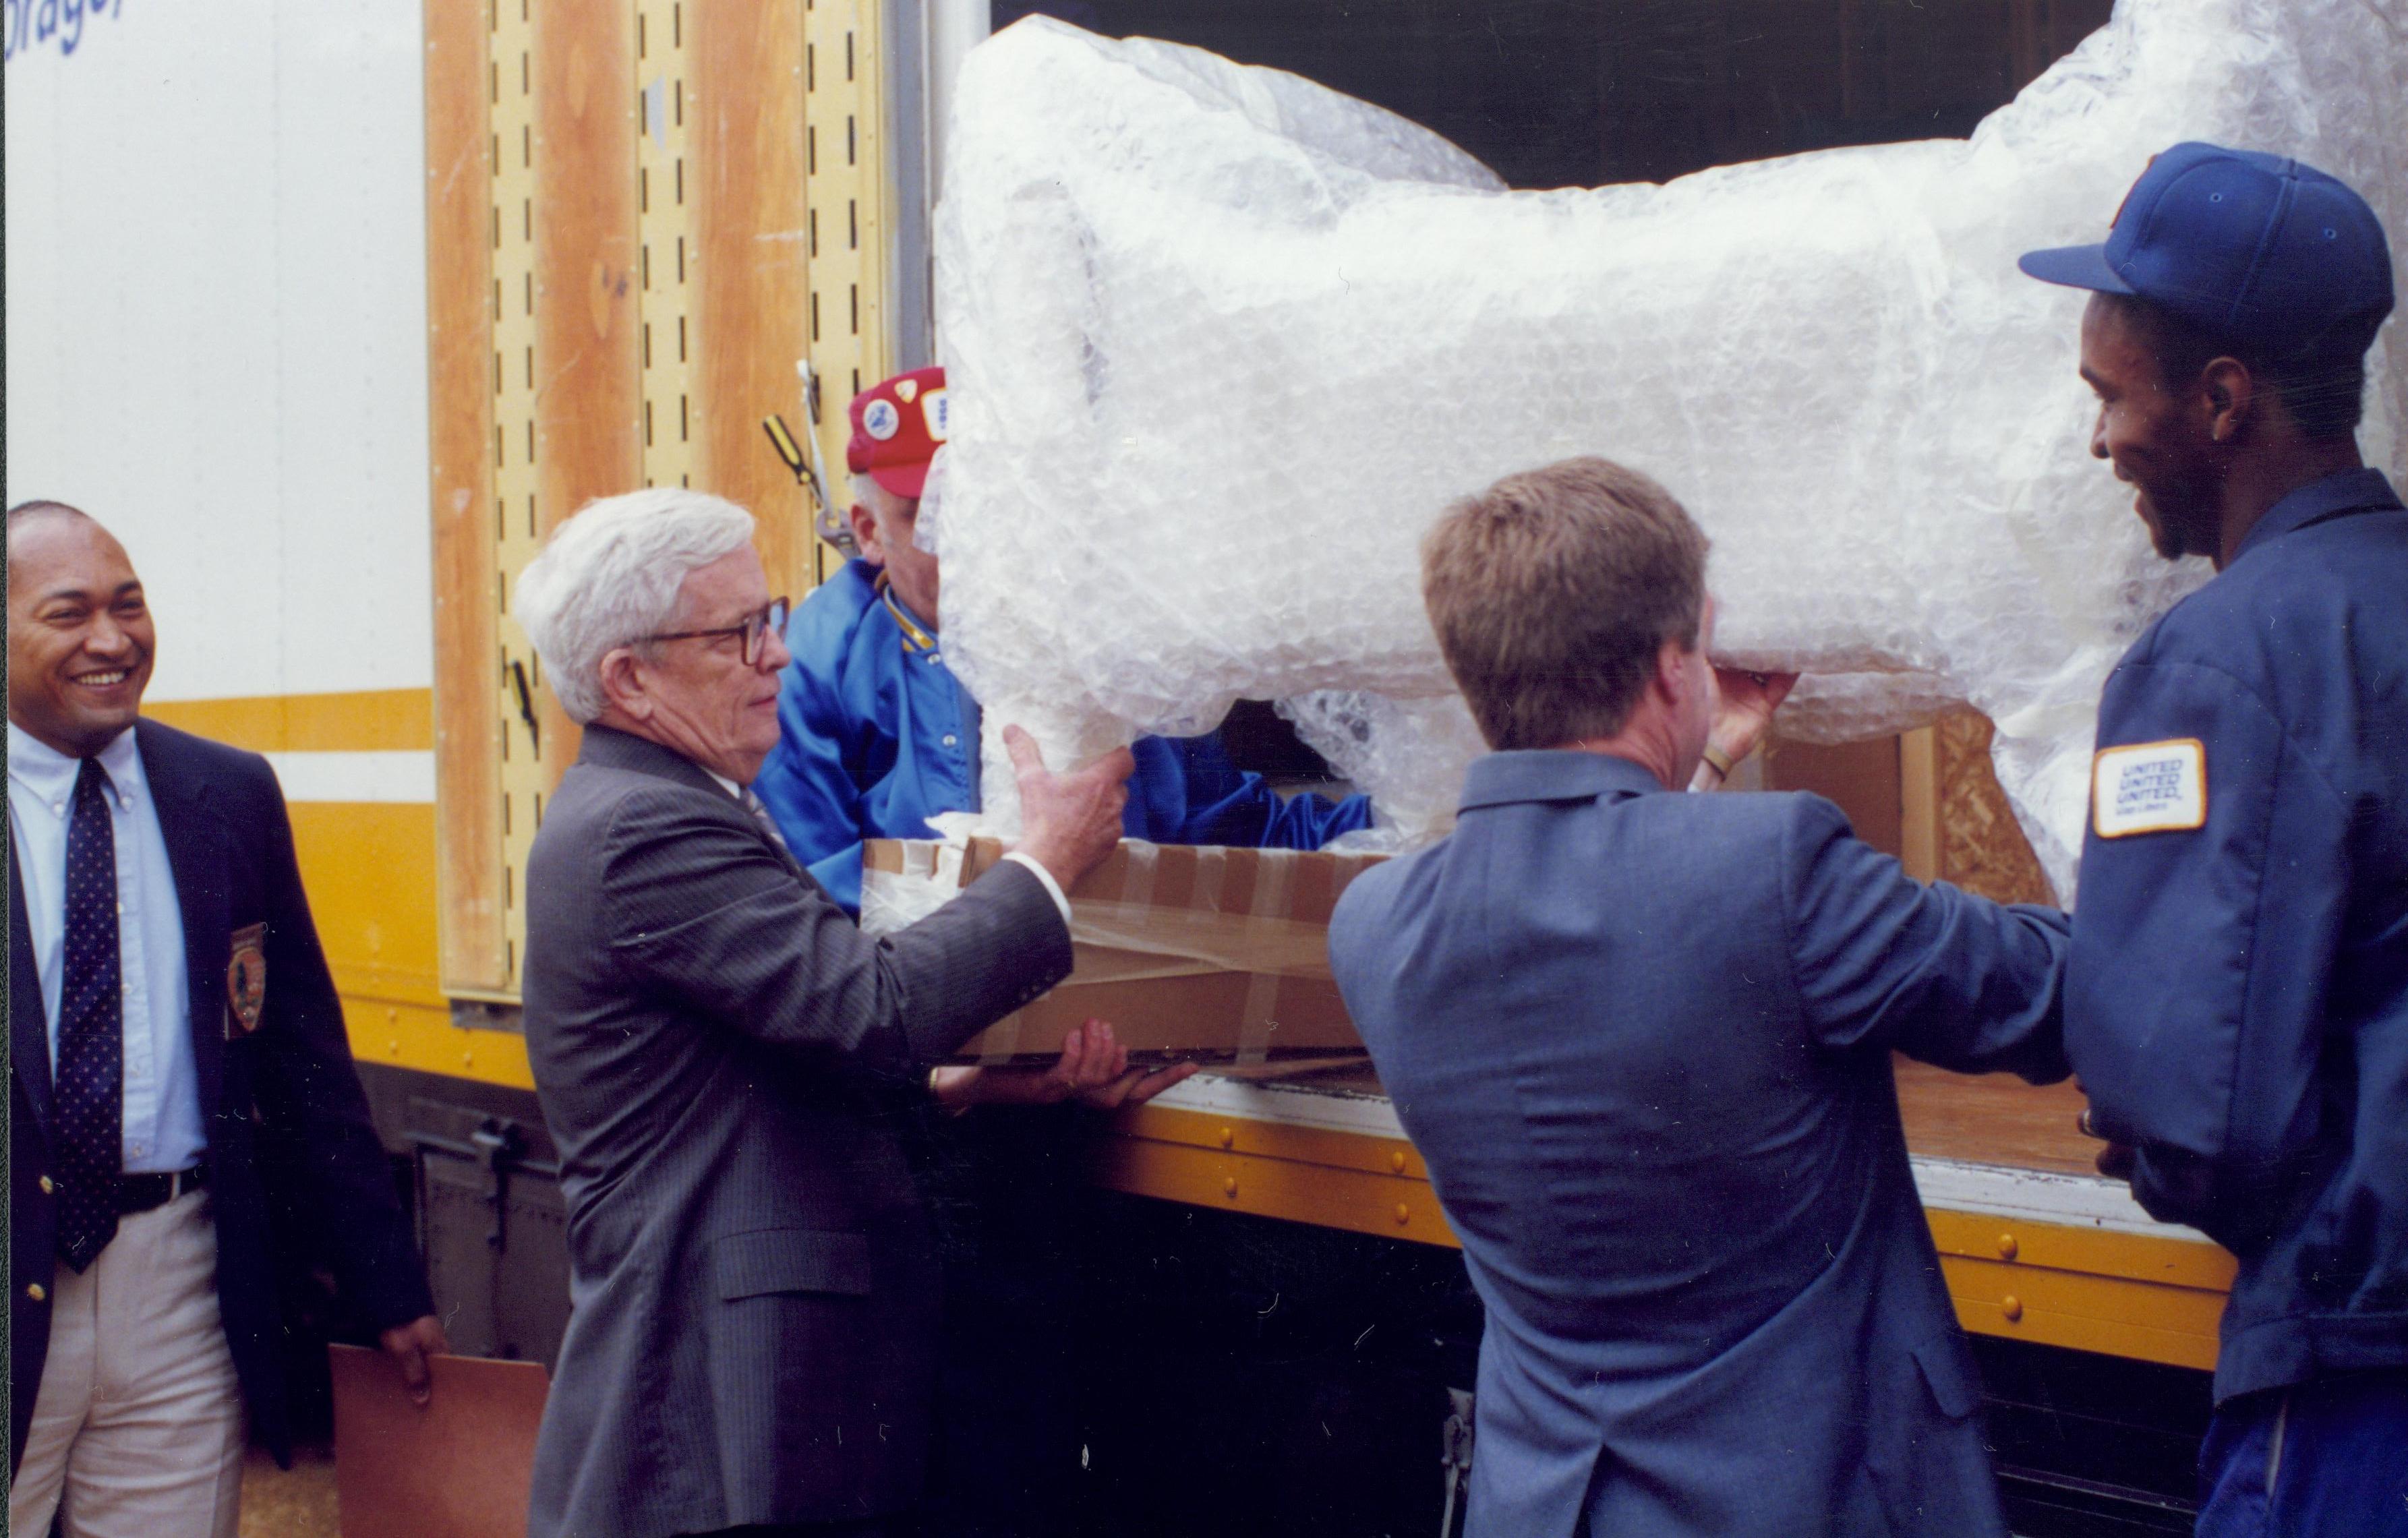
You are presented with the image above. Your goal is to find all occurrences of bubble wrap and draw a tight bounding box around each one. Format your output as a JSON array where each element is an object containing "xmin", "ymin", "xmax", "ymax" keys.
[{"xmin": 933, "ymin": 3, "xmax": 2408, "ymax": 899}]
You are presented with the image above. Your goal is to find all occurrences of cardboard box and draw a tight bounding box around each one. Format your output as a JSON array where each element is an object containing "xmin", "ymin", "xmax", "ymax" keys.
[{"xmin": 862, "ymin": 837, "xmax": 1386, "ymax": 1065}]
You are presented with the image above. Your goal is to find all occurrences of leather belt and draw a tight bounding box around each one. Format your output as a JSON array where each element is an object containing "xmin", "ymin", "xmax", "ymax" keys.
[{"xmin": 119, "ymin": 1166, "xmax": 207, "ymax": 1214}]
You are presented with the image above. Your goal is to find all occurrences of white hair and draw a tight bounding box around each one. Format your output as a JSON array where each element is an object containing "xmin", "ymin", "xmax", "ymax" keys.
[
  {"xmin": 850, "ymin": 473, "xmax": 908, "ymax": 515},
  {"xmin": 513, "ymin": 487, "xmax": 757, "ymax": 723},
  {"xmin": 851, "ymin": 472, "xmax": 939, "ymax": 557}
]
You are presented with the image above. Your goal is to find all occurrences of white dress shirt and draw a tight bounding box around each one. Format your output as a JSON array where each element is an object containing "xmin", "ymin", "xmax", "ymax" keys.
[{"xmin": 7, "ymin": 721, "xmax": 204, "ymax": 1173}]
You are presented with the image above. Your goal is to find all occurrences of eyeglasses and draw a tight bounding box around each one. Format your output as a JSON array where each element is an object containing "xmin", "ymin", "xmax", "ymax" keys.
[{"xmin": 643, "ymin": 597, "xmax": 790, "ymax": 668}]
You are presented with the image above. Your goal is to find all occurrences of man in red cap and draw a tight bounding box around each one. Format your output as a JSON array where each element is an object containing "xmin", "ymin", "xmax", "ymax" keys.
[
  {"xmin": 752, "ymin": 363, "xmax": 1373, "ymax": 910},
  {"xmin": 748, "ymin": 366, "xmax": 1376, "ymax": 1536}
]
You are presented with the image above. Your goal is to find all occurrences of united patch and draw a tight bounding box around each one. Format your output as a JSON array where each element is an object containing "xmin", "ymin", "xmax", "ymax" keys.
[{"xmin": 2092, "ymin": 739, "xmax": 2206, "ymax": 838}]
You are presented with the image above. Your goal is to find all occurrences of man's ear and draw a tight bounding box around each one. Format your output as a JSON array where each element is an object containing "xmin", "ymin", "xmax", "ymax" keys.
[
  {"xmin": 849, "ymin": 501, "xmax": 888, "ymax": 568},
  {"xmin": 597, "ymin": 647, "xmax": 652, "ymax": 720},
  {"xmin": 2202, "ymin": 356, "xmax": 2258, "ymax": 444},
  {"xmin": 1653, "ymin": 637, "xmax": 1690, "ymax": 704}
]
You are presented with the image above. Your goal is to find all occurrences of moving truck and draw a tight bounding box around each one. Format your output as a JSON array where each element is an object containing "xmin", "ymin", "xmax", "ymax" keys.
[{"xmin": 4, "ymin": 3, "xmax": 2221, "ymax": 1531}]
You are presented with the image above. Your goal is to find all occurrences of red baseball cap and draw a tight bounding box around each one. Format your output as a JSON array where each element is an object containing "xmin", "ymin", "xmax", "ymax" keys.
[{"xmin": 846, "ymin": 366, "xmax": 950, "ymax": 500}]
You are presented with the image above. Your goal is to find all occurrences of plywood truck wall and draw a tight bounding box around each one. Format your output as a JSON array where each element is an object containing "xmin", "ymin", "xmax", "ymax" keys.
[{"xmin": 423, "ymin": 0, "xmax": 891, "ymax": 999}]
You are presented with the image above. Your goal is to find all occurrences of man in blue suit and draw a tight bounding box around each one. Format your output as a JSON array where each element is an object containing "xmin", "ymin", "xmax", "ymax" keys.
[{"xmin": 1328, "ymin": 457, "xmax": 2072, "ymax": 1537}]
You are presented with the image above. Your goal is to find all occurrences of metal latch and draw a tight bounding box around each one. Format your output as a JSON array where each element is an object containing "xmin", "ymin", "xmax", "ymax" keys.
[
  {"xmin": 1440, "ymin": 1386, "xmax": 1475, "ymax": 1537},
  {"xmin": 469, "ymin": 1119, "xmax": 524, "ymax": 1249},
  {"xmin": 412, "ymin": 1115, "xmax": 555, "ymax": 1252}
]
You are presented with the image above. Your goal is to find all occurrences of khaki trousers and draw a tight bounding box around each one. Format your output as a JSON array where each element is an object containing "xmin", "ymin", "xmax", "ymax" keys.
[{"xmin": 9, "ymin": 1189, "xmax": 246, "ymax": 1538}]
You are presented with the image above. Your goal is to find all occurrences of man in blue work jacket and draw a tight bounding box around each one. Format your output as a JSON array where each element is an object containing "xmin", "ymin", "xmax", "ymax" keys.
[
  {"xmin": 752, "ymin": 366, "xmax": 1371, "ymax": 916},
  {"xmin": 751, "ymin": 366, "xmax": 1372, "ymax": 1537},
  {"xmin": 2022, "ymin": 144, "xmax": 2408, "ymax": 1534}
]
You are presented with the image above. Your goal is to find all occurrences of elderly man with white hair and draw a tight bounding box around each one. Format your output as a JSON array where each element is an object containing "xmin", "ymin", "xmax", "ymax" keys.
[{"xmin": 510, "ymin": 488, "xmax": 1137, "ymax": 1538}]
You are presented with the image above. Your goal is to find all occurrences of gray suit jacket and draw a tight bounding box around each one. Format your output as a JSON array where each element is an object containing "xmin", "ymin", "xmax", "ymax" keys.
[
  {"xmin": 1328, "ymin": 752, "xmax": 2069, "ymax": 1538},
  {"xmin": 521, "ymin": 726, "xmax": 1071, "ymax": 1537}
]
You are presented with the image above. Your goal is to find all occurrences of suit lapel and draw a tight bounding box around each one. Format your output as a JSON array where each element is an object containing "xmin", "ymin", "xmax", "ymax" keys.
[
  {"xmin": 584, "ymin": 723, "xmax": 804, "ymax": 872},
  {"xmin": 137, "ymin": 720, "xmax": 231, "ymax": 1123},
  {"xmin": 9, "ymin": 830, "xmax": 53, "ymax": 1131}
]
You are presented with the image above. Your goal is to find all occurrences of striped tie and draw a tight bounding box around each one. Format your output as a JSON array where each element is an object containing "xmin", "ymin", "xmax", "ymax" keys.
[{"xmin": 742, "ymin": 788, "xmax": 795, "ymax": 859}]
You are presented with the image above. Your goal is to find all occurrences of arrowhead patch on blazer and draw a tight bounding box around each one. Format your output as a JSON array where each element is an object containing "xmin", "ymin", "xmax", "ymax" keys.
[{"xmin": 226, "ymin": 922, "xmax": 268, "ymax": 1038}]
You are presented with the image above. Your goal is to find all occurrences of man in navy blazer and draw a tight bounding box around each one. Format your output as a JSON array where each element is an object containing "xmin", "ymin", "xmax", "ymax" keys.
[
  {"xmin": 1328, "ymin": 459, "xmax": 2072, "ymax": 1537},
  {"xmin": 9, "ymin": 502, "xmax": 442, "ymax": 1537}
]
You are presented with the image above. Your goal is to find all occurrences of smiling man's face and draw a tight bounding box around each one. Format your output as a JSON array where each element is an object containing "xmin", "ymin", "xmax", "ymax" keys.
[
  {"xmin": 2078, "ymin": 293, "xmax": 2223, "ymax": 562},
  {"xmin": 7, "ymin": 508, "xmax": 157, "ymax": 757}
]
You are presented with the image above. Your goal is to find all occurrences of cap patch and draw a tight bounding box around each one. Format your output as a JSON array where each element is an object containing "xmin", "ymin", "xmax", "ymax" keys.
[
  {"xmin": 923, "ymin": 388, "xmax": 950, "ymax": 442},
  {"xmin": 2092, "ymin": 739, "xmax": 2206, "ymax": 838},
  {"xmin": 862, "ymin": 398, "xmax": 902, "ymax": 440},
  {"xmin": 895, "ymin": 378, "xmax": 920, "ymax": 403}
]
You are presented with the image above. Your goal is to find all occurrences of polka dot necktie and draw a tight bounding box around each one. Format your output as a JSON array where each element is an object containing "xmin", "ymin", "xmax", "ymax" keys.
[{"xmin": 55, "ymin": 756, "xmax": 123, "ymax": 1272}]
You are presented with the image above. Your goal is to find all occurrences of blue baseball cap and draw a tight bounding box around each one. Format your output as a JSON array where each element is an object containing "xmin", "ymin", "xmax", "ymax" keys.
[{"xmin": 2019, "ymin": 142, "xmax": 2392, "ymax": 364}]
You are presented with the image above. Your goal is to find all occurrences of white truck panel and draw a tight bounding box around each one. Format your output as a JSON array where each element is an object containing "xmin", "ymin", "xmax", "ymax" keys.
[{"xmin": 5, "ymin": 3, "xmax": 433, "ymax": 703}]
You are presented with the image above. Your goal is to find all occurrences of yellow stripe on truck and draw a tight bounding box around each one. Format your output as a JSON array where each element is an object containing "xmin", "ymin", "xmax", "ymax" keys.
[
  {"xmin": 144, "ymin": 688, "xmax": 436, "ymax": 754},
  {"xmin": 138, "ymin": 690, "xmax": 531, "ymax": 1088},
  {"xmin": 292, "ymin": 798, "xmax": 537, "ymax": 1090}
]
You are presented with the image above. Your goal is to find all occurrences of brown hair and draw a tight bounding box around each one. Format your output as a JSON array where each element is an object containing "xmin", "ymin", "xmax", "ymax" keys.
[{"xmin": 1421, "ymin": 456, "xmax": 1708, "ymax": 750}]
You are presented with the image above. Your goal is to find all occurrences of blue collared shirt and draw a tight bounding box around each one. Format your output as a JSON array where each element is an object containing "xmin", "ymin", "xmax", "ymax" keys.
[
  {"xmin": 7, "ymin": 720, "xmax": 204, "ymax": 1173},
  {"xmin": 2067, "ymin": 467, "xmax": 2408, "ymax": 1403},
  {"xmin": 751, "ymin": 559, "xmax": 1375, "ymax": 913}
]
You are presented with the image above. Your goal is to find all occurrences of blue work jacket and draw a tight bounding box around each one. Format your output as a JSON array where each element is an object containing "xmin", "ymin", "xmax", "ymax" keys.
[
  {"xmin": 2067, "ymin": 468, "xmax": 2408, "ymax": 1404},
  {"xmin": 750, "ymin": 560, "xmax": 1373, "ymax": 913}
]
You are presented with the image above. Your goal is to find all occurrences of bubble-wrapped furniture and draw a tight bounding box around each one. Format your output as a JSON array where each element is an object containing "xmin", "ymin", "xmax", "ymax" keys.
[{"xmin": 931, "ymin": 1, "xmax": 2407, "ymax": 897}]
